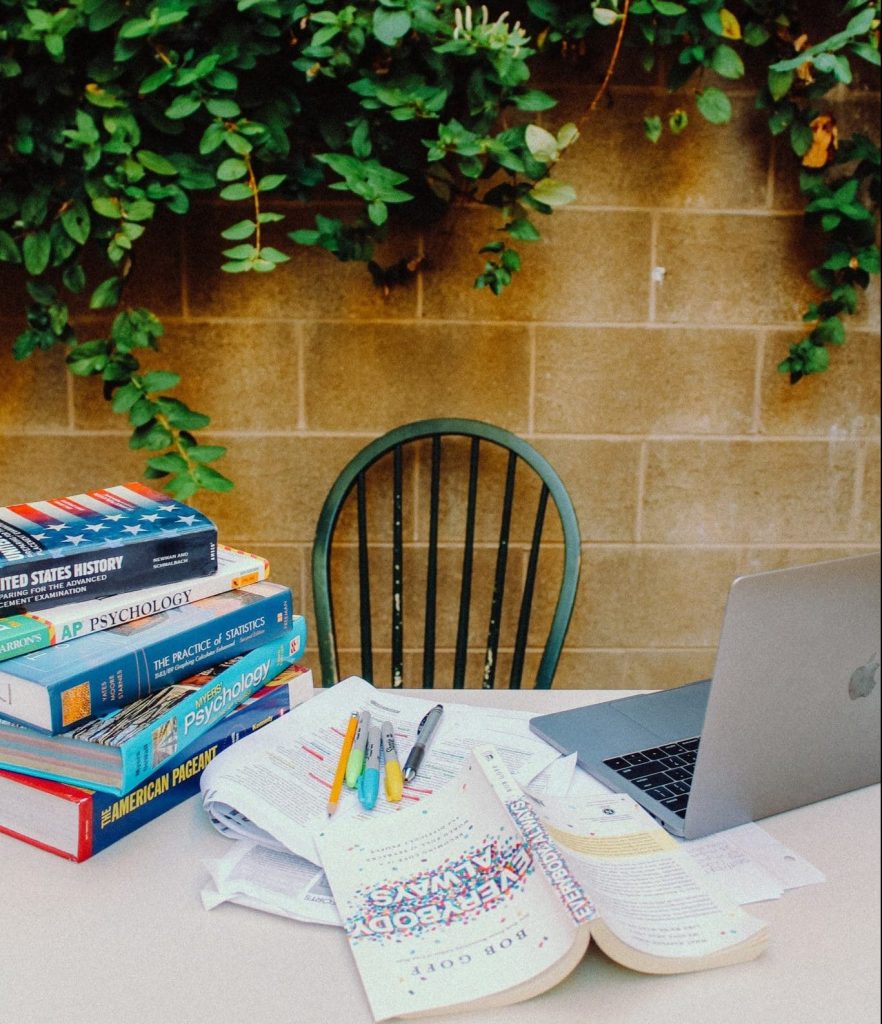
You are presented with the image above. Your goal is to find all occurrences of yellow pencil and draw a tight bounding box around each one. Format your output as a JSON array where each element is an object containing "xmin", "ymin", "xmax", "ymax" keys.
[{"xmin": 327, "ymin": 712, "xmax": 360, "ymax": 817}]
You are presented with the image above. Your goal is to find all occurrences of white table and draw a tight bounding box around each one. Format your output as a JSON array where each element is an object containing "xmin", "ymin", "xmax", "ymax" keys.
[{"xmin": 1, "ymin": 688, "xmax": 879, "ymax": 1024}]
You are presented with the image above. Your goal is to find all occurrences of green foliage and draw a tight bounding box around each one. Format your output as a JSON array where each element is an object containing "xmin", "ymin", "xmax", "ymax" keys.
[{"xmin": 0, "ymin": 0, "xmax": 879, "ymax": 496}]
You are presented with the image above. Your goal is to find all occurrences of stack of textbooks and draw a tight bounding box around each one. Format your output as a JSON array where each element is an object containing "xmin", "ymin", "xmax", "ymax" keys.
[{"xmin": 0, "ymin": 483, "xmax": 309, "ymax": 861}]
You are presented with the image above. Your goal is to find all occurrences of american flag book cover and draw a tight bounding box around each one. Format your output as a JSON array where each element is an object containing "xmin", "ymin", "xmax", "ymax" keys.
[{"xmin": 0, "ymin": 482, "xmax": 217, "ymax": 615}]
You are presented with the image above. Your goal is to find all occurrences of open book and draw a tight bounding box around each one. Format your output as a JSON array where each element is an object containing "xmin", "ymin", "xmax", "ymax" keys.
[{"xmin": 316, "ymin": 745, "xmax": 768, "ymax": 1022}]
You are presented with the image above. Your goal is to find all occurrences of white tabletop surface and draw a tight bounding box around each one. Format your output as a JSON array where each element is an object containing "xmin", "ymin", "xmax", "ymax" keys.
[{"xmin": 1, "ymin": 687, "xmax": 879, "ymax": 1024}]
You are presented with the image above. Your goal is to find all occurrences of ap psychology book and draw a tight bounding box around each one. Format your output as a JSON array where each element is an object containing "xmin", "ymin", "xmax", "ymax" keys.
[
  {"xmin": 0, "ymin": 544, "xmax": 269, "ymax": 663},
  {"xmin": 317, "ymin": 745, "xmax": 768, "ymax": 1021},
  {"xmin": 0, "ymin": 482, "xmax": 217, "ymax": 614},
  {"xmin": 0, "ymin": 618, "xmax": 306, "ymax": 794},
  {"xmin": 0, "ymin": 664, "xmax": 314, "ymax": 863},
  {"xmin": 0, "ymin": 581, "xmax": 294, "ymax": 734}
]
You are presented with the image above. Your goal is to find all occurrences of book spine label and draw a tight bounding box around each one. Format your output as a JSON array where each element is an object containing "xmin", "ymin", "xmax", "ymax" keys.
[
  {"xmin": 0, "ymin": 583, "xmax": 294, "ymax": 733},
  {"xmin": 0, "ymin": 617, "xmax": 51, "ymax": 662},
  {"xmin": 0, "ymin": 546, "xmax": 269, "ymax": 663},
  {"xmin": 117, "ymin": 620, "xmax": 306, "ymax": 791},
  {"xmin": 0, "ymin": 529, "xmax": 217, "ymax": 614},
  {"xmin": 472, "ymin": 745, "xmax": 595, "ymax": 925}
]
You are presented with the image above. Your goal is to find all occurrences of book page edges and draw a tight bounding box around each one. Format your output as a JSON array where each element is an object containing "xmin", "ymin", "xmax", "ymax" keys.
[
  {"xmin": 588, "ymin": 916, "xmax": 769, "ymax": 975},
  {"xmin": 394, "ymin": 923, "xmax": 592, "ymax": 1020}
]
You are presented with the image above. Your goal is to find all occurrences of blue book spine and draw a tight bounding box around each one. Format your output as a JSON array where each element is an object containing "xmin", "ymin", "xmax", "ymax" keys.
[
  {"xmin": 86, "ymin": 674, "xmax": 297, "ymax": 858},
  {"xmin": 115, "ymin": 620, "xmax": 306, "ymax": 792},
  {"xmin": 0, "ymin": 619, "xmax": 307, "ymax": 794},
  {"xmin": 0, "ymin": 483, "xmax": 218, "ymax": 614},
  {"xmin": 0, "ymin": 666, "xmax": 310, "ymax": 862},
  {"xmin": 0, "ymin": 581, "xmax": 294, "ymax": 734}
]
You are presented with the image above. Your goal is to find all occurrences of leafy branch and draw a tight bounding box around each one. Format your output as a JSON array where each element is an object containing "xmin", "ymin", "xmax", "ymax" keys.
[{"xmin": 0, "ymin": 0, "xmax": 879, "ymax": 499}]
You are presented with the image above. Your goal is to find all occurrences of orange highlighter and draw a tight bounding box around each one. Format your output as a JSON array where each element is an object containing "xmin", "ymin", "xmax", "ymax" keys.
[
  {"xmin": 327, "ymin": 712, "xmax": 359, "ymax": 817},
  {"xmin": 381, "ymin": 721, "xmax": 403, "ymax": 803}
]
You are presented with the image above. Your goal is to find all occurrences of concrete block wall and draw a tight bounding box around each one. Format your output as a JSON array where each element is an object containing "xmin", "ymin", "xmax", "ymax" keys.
[{"xmin": 1, "ymin": 60, "xmax": 879, "ymax": 689}]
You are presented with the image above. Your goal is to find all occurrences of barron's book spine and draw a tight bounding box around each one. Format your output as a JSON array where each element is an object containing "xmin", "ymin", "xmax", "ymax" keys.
[
  {"xmin": 0, "ymin": 581, "xmax": 294, "ymax": 734},
  {"xmin": 0, "ymin": 482, "xmax": 218, "ymax": 615},
  {"xmin": 0, "ymin": 545, "xmax": 269, "ymax": 663}
]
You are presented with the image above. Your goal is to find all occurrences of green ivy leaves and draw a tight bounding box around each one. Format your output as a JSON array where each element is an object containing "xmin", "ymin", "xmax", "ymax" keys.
[{"xmin": 0, "ymin": 0, "xmax": 879, "ymax": 504}]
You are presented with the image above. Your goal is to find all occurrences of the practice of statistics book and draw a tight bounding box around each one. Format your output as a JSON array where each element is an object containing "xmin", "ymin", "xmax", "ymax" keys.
[
  {"xmin": 0, "ymin": 618, "xmax": 306, "ymax": 794},
  {"xmin": 0, "ymin": 665, "xmax": 314, "ymax": 863},
  {"xmin": 317, "ymin": 745, "xmax": 768, "ymax": 1022},
  {"xmin": 0, "ymin": 482, "xmax": 218, "ymax": 615},
  {"xmin": 0, "ymin": 581, "xmax": 294, "ymax": 734},
  {"xmin": 0, "ymin": 544, "xmax": 269, "ymax": 663}
]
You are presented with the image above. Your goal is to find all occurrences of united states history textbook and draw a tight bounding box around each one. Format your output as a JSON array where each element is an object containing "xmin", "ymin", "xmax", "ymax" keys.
[
  {"xmin": 0, "ymin": 482, "xmax": 217, "ymax": 615},
  {"xmin": 0, "ymin": 581, "xmax": 294, "ymax": 734},
  {"xmin": 0, "ymin": 545, "xmax": 269, "ymax": 663}
]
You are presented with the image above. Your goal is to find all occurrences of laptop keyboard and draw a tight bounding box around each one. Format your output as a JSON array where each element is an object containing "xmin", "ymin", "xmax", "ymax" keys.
[{"xmin": 602, "ymin": 737, "xmax": 700, "ymax": 818}]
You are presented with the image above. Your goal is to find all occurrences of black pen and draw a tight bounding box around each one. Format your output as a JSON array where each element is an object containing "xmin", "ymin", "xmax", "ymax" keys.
[{"xmin": 403, "ymin": 704, "xmax": 444, "ymax": 782}]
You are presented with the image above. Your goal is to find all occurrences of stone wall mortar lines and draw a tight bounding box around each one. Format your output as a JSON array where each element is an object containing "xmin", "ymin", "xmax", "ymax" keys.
[
  {"xmin": 852, "ymin": 441, "xmax": 869, "ymax": 539},
  {"xmin": 8, "ymin": 428, "xmax": 877, "ymax": 443},
  {"xmin": 296, "ymin": 321, "xmax": 307, "ymax": 430},
  {"xmin": 634, "ymin": 441, "xmax": 649, "ymax": 543},
  {"xmin": 648, "ymin": 211, "xmax": 660, "ymax": 322},
  {"xmin": 126, "ymin": 315, "xmax": 846, "ymax": 330},
  {"xmin": 527, "ymin": 323, "xmax": 537, "ymax": 434},
  {"xmin": 752, "ymin": 331, "xmax": 766, "ymax": 434}
]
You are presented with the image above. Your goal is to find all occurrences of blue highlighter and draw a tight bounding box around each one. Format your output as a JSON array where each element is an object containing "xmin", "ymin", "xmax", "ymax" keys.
[{"xmin": 357, "ymin": 724, "xmax": 382, "ymax": 811}]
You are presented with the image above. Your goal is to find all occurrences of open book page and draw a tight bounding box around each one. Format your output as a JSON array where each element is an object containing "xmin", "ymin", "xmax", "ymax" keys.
[
  {"xmin": 540, "ymin": 794, "xmax": 769, "ymax": 971},
  {"xmin": 199, "ymin": 676, "xmax": 559, "ymax": 865},
  {"xmin": 317, "ymin": 746, "xmax": 593, "ymax": 1022},
  {"xmin": 202, "ymin": 840, "xmax": 341, "ymax": 926}
]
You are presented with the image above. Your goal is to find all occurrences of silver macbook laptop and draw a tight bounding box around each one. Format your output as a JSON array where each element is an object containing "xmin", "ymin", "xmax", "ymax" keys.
[{"xmin": 530, "ymin": 553, "xmax": 881, "ymax": 839}]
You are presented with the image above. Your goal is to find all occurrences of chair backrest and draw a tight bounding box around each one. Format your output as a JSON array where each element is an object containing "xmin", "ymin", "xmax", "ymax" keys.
[{"xmin": 312, "ymin": 419, "xmax": 581, "ymax": 689}]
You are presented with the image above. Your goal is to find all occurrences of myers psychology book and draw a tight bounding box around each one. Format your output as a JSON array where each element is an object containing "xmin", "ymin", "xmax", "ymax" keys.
[
  {"xmin": 0, "ymin": 580, "xmax": 294, "ymax": 734},
  {"xmin": 0, "ymin": 482, "xmax": 217, "ymax": 614},
  {"xmin": 0, "ymin": 618, "xmax": 306, "ymax": 794},
  {"xmin": 0, "ymin": 544, "xmax": 269, "ymax": 663},
  {"xmin": 0, "ymin": 664, "xmax": 314, "ymax": 863}
]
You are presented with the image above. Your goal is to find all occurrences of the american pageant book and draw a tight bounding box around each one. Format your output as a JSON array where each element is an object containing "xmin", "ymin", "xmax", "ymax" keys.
[
  {"xmin": 0, "ymin": 544, "xmax": 269, "ymax": 663},
  {"xmin": 0, "ymin": 581, "xmax": 294, "ymax": 734},
  {"xmin": 0, "ymin": 664, "xmax": 313, "ymax": 862},
  {"xmin": 0, "ymin": 619, "xmax": 306, "ymax": 794},
  {"xmin": 318, "ymin": 745, "xmax": 767, "ymax": 1021},
  {"xmin": 0, "ymin": 482, "xmax": 217, "ymax": 614}
]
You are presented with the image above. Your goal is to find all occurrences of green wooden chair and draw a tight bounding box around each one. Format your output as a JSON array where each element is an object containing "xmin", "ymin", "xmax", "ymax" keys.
[{"xmin": 312, "ymin": 419, "xmax": 581, "ymax": 689}]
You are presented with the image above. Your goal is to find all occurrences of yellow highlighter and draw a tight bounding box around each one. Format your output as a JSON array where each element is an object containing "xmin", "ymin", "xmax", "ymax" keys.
[{"xmin": 381, "ymin": 720, "xmax": 403, "ymax": 803}]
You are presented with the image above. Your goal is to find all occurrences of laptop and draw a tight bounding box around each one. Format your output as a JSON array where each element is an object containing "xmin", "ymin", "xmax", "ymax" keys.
[{"xmin": 529, "ymin": 553, "xmax": 881, "ymax": 839}]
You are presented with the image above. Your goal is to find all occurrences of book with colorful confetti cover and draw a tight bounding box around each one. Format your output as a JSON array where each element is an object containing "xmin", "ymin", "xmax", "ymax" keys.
[
  {"xmin": 0, "ymin": 664, "xmax": 313, "ymax": 862},
  {"xmin": 0, "ymin": 544, "xmax": 269, "ymax": 663},
  {"xmin": 317, "ymin": 745, "xmax": 594, "ymax": 1021},
  {"xmin": 0, "ymin": 581, "xmax": 294, "ymax": 734},
  {"xmin": 317, "ymin": 745, "xmax": 768, "ymax": 1021},
  {"xmin": 0, "ymin": 618, "xmax": 306, "ymax": 794},
  {"xmin": 0, "ymin": 482, "xmax": 217, "ymax": 615}
]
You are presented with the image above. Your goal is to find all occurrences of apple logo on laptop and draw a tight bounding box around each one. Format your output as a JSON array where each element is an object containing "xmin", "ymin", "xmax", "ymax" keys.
[{"xmin": 849, "ymin": 655, "xmax": 880, "ymax": 700}]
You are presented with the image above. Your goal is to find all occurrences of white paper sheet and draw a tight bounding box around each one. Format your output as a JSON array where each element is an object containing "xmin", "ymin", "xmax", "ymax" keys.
[
  {"xmin": 202, "ymin": 840, "xmax": 341, "ymax": 925},
  {"xmin": 200, "ymin": 676, "xmax": 560, "ymax": 865}
]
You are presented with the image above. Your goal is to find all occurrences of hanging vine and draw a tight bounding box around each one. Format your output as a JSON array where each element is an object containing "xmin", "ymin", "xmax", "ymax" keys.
[{"xmin": 0, "ymin": 0, "xmax": 878, "ymax": 495}]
